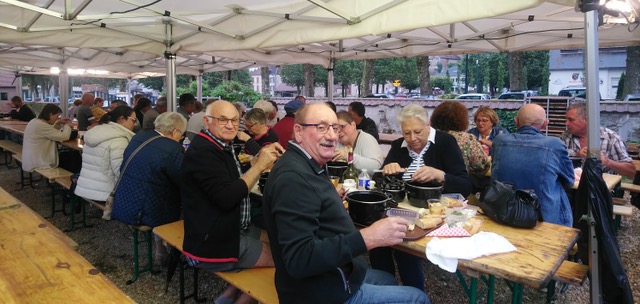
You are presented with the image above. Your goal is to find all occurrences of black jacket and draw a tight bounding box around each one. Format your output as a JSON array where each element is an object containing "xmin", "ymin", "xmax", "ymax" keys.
[
  {"xmin": 574, "ymin": 158, "xmax": 633, "ymax": 303},
  {"xmin": 11, "ymin": 104, "xmax": 35, "ymax": 122},
  {"xmin": 181, "ymin": 131, "xmax": 249, "ymax": 262},
  {"xmin": 263, "ymin": 143, "xmax": 368, "ymax": 304},
  {"xmin": 383, "ymin": 130, "xmax": 472, "ymax": 197},
  {"xmin": 356, "ymin": 117, "xmax": 379, "ymax": 143}
]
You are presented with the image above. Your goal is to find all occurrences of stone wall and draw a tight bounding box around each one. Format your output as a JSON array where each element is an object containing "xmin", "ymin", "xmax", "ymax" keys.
[{"xmin": 272, "ymin": 98, "xmax": 640, "ymax": 142}]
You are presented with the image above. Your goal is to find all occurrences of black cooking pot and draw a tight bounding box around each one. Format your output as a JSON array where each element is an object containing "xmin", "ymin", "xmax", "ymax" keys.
[
  {"xmin": 405, "ymin": 182, "xmax": 443, "ymax": 208},
  {"xmin": 383, "ymin": 188, "xmax": 406, "ymax": 202},
  {"xmin": 346, "ymin": 191, "xmax": 397, "ymax": 226},
  {"xmin": 258, "ymin": 172, "xmax": 269, "ymax": 193},
  {"xmin": 326, "ymin": 161, "xmax": 348, "ymax": 182}
]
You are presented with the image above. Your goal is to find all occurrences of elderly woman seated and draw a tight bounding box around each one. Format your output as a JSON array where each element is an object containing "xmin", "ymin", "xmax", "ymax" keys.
[
  {"xmin": 332, "ymin": 111, "xmax": 384, "ymax": 173},
  {"xmin": 111, "ymin": 112, "xmax": 187, "ymax": 266},
  {"xmin": 371, "ymin": 104, "xmax": 472, "ymax": 291},
  {"xmin": 237, "ymin": 108, "xmax": 279, "ymax": 155}
]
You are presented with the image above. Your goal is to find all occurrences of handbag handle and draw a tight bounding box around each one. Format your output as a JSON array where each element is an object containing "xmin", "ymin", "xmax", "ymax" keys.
[{"xmin": 111, "ymin": 135, "xmax": 162, "ymax": 195}]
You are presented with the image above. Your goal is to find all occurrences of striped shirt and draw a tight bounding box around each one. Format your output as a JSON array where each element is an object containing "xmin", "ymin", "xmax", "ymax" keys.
[
  {"xmin": 560, "ymin": 127, "xmax": 631, "ymax": 174},
  {"xmin": 402, "ymin": 126, "xmax": 437, "ymax": 181}
]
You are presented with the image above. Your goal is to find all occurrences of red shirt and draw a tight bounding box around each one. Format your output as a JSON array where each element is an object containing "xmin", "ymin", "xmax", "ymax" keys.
[{"xmin": 272, "ymin": 116, "xmax": 295, "ymax": 150}]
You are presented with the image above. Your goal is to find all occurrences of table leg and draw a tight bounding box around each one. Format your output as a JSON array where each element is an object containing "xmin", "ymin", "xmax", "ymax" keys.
[
  {"xmin": 505, "ymin": 280, "xmax": 524, "ymax": 304},
  {"xmin": 456, "ymin": 270, "xmax": 479, "ymax": 304},
  {"xmin": 481, "ymin": 275, "xmax": 495, "ymax": 304}
]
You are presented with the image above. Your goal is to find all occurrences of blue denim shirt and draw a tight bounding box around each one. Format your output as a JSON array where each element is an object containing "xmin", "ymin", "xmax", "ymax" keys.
[{"xmin": 491, "ymin": 126, "xmax": 575, "ymax": 227}]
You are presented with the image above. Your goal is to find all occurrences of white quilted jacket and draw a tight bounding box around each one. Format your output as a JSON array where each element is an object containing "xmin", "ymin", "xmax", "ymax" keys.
[{"xmin": 74, "ymin": 122, "xmax": 134, "ymax": 201}]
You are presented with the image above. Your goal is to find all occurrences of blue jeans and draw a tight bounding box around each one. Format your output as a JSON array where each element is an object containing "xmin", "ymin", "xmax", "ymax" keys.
[
  {"xmin": 344, "ymin": 269, "xmax": 430, "ymax": 304},
  {"xmin": 369, "ymin": 247, "xmax": 425, "ymax": 291}
]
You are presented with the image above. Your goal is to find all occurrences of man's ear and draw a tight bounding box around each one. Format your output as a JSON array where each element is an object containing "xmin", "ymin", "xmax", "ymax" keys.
[
  {"xmin": 292, "ymin": 124, "xmax": 303, "ymax": 142},
  {"xmin": 542, "ymin": 119, "xmax": 549, "ymax": 129},
  {"xmin": 513, "ymin": 117, "xmax": 519, "ymax": 128}
]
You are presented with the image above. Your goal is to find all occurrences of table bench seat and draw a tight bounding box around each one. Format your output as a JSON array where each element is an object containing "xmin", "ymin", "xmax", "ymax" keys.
[
  {"xmin": 0, "ymin": 139, "xmax": 22, "ymax": 154},
  {"xmin": 552, "ymin": 260, "xmax": 588, "ymax": 286},
  {"xmin": 613, "ymin": 205, "xmax": 633, "ymax": 217},
  {"xmin": 154, "ymin": 220, "xmax": 279, "ymax": 304},
  {"xmin": 621, "ymin": 182, "xmax": 640, "ymax": 194}
]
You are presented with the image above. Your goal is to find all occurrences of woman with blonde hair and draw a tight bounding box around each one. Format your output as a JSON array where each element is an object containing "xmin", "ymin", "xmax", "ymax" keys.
[{"xmin": 467, "ymin": 106, "xmax": 508, "ymax": 155}]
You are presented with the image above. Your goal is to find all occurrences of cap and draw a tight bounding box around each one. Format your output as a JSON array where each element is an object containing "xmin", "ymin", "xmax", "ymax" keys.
[{"xmin": 284, "ymin": 99, "xmax": 303, "ymax": 114}]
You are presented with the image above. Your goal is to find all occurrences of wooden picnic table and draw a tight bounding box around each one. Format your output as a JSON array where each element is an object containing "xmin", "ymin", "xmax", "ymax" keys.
[
  {"xmin": 397, "ymin": 199, "xmax": 578, "ymax": 289},
  {"xmin": 0, "ymin": 120, "xmax": 27, "ymax": 136},
  {"xmin": 0, "ymin": 189, "xmax": 132, "ymax": 303},
  {"xmin": 572, "ymin": 172, "xmax": 621, "ymax": 190}
]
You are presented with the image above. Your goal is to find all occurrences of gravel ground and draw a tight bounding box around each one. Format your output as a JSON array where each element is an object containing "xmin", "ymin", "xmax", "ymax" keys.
[{"xmin": 2, "ymin": 165, "xmax": 637, "ymax": 303}]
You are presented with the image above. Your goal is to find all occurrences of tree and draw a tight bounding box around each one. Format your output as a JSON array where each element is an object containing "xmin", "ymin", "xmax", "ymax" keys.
[
  {"xmin": 304, "ymin": 64, "xmax": 314, "ymax": 97},
  {"xmin": 314, "ymin": 65, "xmax": 328, "ymax": 96},
  {"xmin": 333, "ymin": 60, "xmax": 362, "ymax": 97},
  {"xmin": 398, "ymin": 58, "xmax": 419, "ymax": 92},
  {"xmin": 417, "ymin": 57, "xmax": 431, "ymax": 95},
  {"xmin": 260, "ymin": 67, "xmax": 270, "ymax": 96},
  {"xmin": 137, "ymin": 77, "xmax": 164, "ymax": 91},
  {"xmin": 522, "ymin": 51, "xmax": 549, "ymax": 94},
  {"xmin": 617, "ymin": 72, "xmax": 626, "ymax": 100},
  {"xmin": 623, "ymin": 46, "xmax": 640, "ymax": 96},
  {"xmin": 431, "ymin": 76, "xmax": 452, "ymax": 93},
  {"xmin": 210, "ymin": 81, "xmax": 262, "ymax": 107},
  {"xmin": 280, "ymin": 64, "xmax": 305, "ymax": 94},
  {"xmin": 361, "ymin": 59, "xmax": 375, "ymax": 97},
  {"xmin": 230, "ymin": 70, "xmax": 252, "ymax": 86},
  {"xmin": 508, "ymin": 52, "xmax": 525, "ymax": 91}
]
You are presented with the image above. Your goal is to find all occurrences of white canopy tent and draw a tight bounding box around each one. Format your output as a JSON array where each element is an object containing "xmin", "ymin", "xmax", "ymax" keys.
[
  {"xmin": 0, "ymin": 0, "xmax": 639, "ymax": 109},
  {"xmin": 0, "ymin": 0, "xmax": 638, "ymax": 300}
]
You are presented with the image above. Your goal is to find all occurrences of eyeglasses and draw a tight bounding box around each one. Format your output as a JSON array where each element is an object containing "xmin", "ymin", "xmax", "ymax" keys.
[
  {"xmin": 336, "ymin": 124, "xmax": 348, "ymax": 132},
  {"xmin": 245, "ymin": 121, "xmax": 260, "ymax": 129},
  {"xmin": 300, "ymin": 123, "xmax": 341, "ymax": 134},
  {"xmin": 129, "ymin": 117, "xmax": 138, "ymax": 123},
  {"xmin": 206, "ymin": 115, "xmax": 240, "ymax": 126},
  {"xmin": 475, "ymin": 118, "xmax": 491, "ymax": 124}
]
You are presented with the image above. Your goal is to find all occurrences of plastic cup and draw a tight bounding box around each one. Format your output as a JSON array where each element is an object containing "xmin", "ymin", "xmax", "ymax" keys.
[{"xmin": 330, "ymin": 176, "xmax": 340, "ymax": 188}]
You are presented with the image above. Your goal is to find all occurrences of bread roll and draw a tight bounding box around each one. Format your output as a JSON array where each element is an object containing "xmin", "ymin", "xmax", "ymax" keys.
[{"xmin": 414, "ymin": 217, "xmax": 443, "ymax": 229}]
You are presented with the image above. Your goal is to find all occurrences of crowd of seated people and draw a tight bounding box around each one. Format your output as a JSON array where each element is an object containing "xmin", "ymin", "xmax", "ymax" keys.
[{"xmin": 7, "ymin": 94, "xmax": 635, "ymax": 303}]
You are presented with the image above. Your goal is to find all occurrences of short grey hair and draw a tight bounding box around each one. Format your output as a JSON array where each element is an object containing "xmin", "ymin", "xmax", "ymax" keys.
[
  {"xmin": 245, "ymin": 108, "xmax": 268, "ymax": 125},
  {"xmin": 396, "ymin": 104, "xmax": 429, "ymax": 126},
  {"xmin": 253, "ymin": 100, "xmax": 275, "ymax": 115},
  {"xmin": 567, "ymin": 101, "xmax": 586, "ymax": 119},
  {"xmin": 154, "ymin": 112, "xmax": 187, "ymax": 134},
  {"xmin": 156, "ymin": 96, "xmax": 167, "ymax": 107}
]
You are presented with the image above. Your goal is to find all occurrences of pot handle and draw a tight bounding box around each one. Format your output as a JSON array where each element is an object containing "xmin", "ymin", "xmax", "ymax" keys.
[{"xmin": 384, "ymin": 193, "xmax": 399, "ymax": 209}]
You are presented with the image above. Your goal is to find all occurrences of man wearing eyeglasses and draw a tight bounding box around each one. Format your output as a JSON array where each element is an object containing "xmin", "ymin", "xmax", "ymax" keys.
[
  {"xmin": 181, "ymin": 100, "xmax": 284, "ymax": 303},
  {"xmin": 262, "ymin": 103, "xmax": 430, "ymax": 304}
]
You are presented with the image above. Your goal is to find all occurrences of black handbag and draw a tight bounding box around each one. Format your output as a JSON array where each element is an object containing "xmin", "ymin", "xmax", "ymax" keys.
[{"xmin": 478, "ymin": 180, "xmax": 540, "ymax": 228}]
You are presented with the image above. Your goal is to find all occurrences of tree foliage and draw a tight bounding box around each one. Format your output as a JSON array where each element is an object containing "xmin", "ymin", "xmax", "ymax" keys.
[
  {"xmin": 431, "ymin": 76, "xmax": 453, "ymax": 93},
  {"xmin": 280, "ymin": 64, "xmax": 305, "ymax": 94},
  {"xmin": 210, "ymin": 81, "xmax": 263, "ymax": 107}
]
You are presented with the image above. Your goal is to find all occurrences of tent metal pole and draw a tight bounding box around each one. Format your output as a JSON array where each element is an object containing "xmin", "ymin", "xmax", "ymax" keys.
[
  {"xmin": 14, "ymin": 72, "xmax": 22, "ymax": 100},
  {"xmin": 164, "ymin": 21, "xmax": 177, "ymax": 112},
  {"xmin": 165, "ymin": 52, "xmax": 177, "ymax": 112},
  {"xmin": 327, "ymin": 51, "xmax": 335, "ymax": 102},
  {"xmin": 197, "ymin": 68, "xmax": 203, "ymax": 102},
  {"xmin": 584, "ymin": 9, "xmax": 602, "ymax": 304},
  {"xmin": 59, "ymin": 69, "xmax": 69, "ymax": 118}
]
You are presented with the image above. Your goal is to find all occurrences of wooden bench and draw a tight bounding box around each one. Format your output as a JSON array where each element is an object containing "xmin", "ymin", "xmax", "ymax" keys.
[
  {"xmin": 553, "ymin": 260, "xmax": 589, "ymax": 286},
  {"xmin": 0, "ymin": 198, "xmax": 132, "ymax": 303},
  {"xmin": 621, "ymin": 182, "xmax": 640, "ymax": 194},
  {"xmin": 54, "ymin": 176, "xmax": 107, "ymax": 232},
  {"xmin": 154, "ymin": 220, "xmax": 279, "ymax": 304},
  {"xmin": 33, "ymin": 167, "xmax": 74, "ymax": 218},
  {"xmin": 0, "ymin": 140, "xmax": 22, "ymax": 168},
  {"xmin": 546, "ymin": 260, "xmax": 589, "ymax": 303}
]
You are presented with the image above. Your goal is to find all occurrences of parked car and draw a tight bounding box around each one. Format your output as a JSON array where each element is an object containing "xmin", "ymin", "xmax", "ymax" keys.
[
  {"xmin": 623, "ymin": 94, "xmax": 640, "ymax": 101},
  {"xmin": 455, "ymin": 93, "xmax": 492, "ymax": 100},
  {"xmin": 497, "ymin": 92, "xmax": 526, "ymax": 100},
  {"xmin": 558, "ymin": 86, "xmax": 602, "ymax": 100},
  {"xmin": 42, "ymin": 97, "xmax": 60, "ymax": 103},
  {"xmin": 364, "ymin": 94, "xmax": 390, "ymax": 98}
]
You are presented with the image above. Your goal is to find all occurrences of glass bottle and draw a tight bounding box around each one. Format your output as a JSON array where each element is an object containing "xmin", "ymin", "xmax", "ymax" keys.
[{"xmin": 342, "ymin": 148, "xmax": 358, "ymax": 186}]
